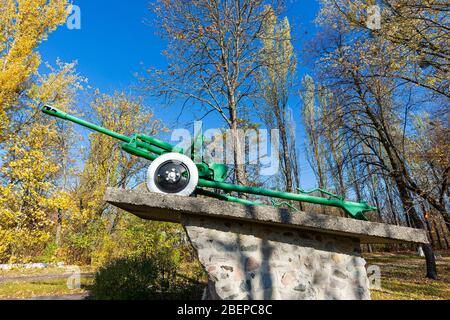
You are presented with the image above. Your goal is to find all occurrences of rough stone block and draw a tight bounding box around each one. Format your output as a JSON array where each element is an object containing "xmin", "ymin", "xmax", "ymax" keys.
[{"xmin": 182, "ymin": 215, "xmax": 371, "ymax": 300}]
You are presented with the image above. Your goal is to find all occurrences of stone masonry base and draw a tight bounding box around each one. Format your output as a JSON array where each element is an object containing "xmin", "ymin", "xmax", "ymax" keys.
[{"xmin": 182, "ymin": 215, "xmax": 371, "ymax": 300}]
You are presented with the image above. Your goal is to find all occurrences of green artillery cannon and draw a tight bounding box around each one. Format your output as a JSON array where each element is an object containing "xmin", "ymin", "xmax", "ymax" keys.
[{"xmin": 41, "ymin": 104, "xmax": 377, "ymax": 220}]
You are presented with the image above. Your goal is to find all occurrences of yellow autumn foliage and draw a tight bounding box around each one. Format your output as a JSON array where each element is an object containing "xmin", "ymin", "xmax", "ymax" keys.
[
  {"xmin": 0, "ymin": 0, "xmax": 81, "ymax": 264},
  {"xmin": 0, "ymin": 59, "xmax": 83, "ymax": 263},
  {"xmin": 0, "ymin": 0, "xmax": 68, "ymax": 135}
]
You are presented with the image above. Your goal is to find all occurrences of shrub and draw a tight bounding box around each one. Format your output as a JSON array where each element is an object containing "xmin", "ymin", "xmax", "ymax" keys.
[{"xmin": 90, "ymin": 256, "xmax": 204, "ymax": 300}]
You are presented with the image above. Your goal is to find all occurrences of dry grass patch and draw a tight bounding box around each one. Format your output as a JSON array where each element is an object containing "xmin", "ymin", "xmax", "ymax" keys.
[{"xmin": 365, "ymin": 252, "xmax": 450, "ymax": 300}]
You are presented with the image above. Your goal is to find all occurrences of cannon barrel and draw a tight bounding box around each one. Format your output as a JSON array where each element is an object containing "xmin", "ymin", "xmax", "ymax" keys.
[
  {"xmin": 41, "ymin": 104, "xmax": 131, "ymax": 143},
  {"xmin": 41, "ymin": 104, "xmax": 179, "ymax": 155}
]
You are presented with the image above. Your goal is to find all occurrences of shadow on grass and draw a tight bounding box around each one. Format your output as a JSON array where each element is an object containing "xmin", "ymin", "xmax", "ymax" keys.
[{"xmin": 88, "ymin": 256, "xmax": 205, "ymax": 300}]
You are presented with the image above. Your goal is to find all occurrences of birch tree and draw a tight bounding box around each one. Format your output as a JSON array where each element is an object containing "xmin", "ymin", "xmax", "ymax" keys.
[
  {"xmin": 301, "ymin": 75, "xmax": 327, "ymax": 190},
  {"xmin": 259, "ymin": 5, "xmax": 298, "ymax": 192}
]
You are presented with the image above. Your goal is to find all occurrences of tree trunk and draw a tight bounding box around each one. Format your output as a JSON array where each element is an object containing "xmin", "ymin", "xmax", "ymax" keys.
[
  {"xmin": 55, "ymin": 209, "xmax": 62, "ymax": 247},
  {"xmin": 422, "ymin": 244, "xmax": 438, "ymax": 279},
  {"xmin": 229, "ymin": 103, "xmax": 247, "ymax": 186},
  {"xmin": 385, "ymin": 180, "xmax": 399, "ymax": 225},
  {"xmin": 437, "ymin": 219, "xmax": 450, "ymax": 249},
  {"xmin": 361, "ymin": 100, "xmax": 438, "ymax": 279},
  {"xmin": 395, "ymin": 177, "xmax": 438, "ymax": 279},
  {"xmin": 349, "ymin": 157, "xmax": 362, "ymax": 202},
  {"xmin": 275, "ymin": 110, "xmax": 293, "ymax": 192},
  {"xmin": 433, "ymin": 220, "xmax": 442, "ymax": 250}
]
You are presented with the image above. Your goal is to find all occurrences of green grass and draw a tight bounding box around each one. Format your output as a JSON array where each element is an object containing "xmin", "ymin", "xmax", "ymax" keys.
[
  {"xmin": 366, "ymin": 252, "xmax": 450, "ymax": 300},
  {"xmin": 0, "ymin": 277, "xmax": 93, "ymax": 300}
]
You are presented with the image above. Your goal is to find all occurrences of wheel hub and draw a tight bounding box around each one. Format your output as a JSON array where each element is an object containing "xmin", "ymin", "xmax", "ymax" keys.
[
  {"xmin": 165, "ymin": 168, "xmax": 180, "ymax": 182},
  {"xmin": 155, "ymin": 160, "xmax": 190, "ymax": 193}
]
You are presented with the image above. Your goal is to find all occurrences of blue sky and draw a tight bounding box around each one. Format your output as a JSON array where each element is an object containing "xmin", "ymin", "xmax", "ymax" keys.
[{"xmin": 39, "ymin": 0, "xmax": 321, "ymax": 188}]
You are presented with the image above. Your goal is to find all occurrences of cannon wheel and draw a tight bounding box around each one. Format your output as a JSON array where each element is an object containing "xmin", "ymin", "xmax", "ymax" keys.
[{"xmin": 147, "ymin": 153, "xmax": 199, "ymax": 196}]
